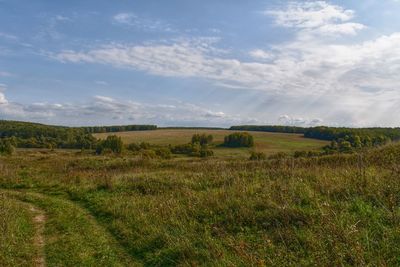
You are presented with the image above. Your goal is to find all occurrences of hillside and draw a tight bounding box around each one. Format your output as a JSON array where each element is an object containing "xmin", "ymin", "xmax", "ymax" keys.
[{"xmin": 1, "ymin": 143, "xmax": 400, "ymax": 265}]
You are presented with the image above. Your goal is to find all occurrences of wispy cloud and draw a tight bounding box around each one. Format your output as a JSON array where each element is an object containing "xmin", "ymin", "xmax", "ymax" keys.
[
  {"xmin": 35, "ymin": 14, "xmax": 72, "ymax": 41},
  {"xmin": 95, "ymin": 80, "xmax": 108, "ymax": 86},
  {"xmin": 0, "ymin": 71, "xmax": 13, "ymax": 77},
  {"xmin": 53, "ymin": 30, "xmax": 400, "ymax": 97},
  {"xmin": 249, "ymin": 49, "xmax": 273, "ymax": 60},
  {"xmin": 279, "ymin": 114, "xmax": 323, "ymax": 126},
  {"xmin": 0, "ymin": 92, "xmax": 249, "ymax": 126},
  {"xmin": 265, "ymin": 1, "xmax": 365, "ymax": 36},
  {"xmin": 0, "ymin": 32, "xmax": 18, "ymax": 40},
  {"xmin": 0, "ymin": 92, "xmax": 7, "ymax": 105},
  {"xmin": 113, "ymin": 12, "xmax": 176, "ymax": 32}
]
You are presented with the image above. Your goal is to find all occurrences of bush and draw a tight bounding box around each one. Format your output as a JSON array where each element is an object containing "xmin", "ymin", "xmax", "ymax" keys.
[
  {"xmin": 0, "ymin": 139, "xmax": 15, "ymax": 155},
  {"xmin": 96, "ymin": 135, "xmax": 124, "ymax": 155},
  {"xmin": 223, "ymin": 132, "xmax": 254, "ymax": 148},
  {"xmin": 126, "ymin": 142, "xmax": 154, "ymax": 154},
  {"xmin": 249, "ymin": 151, "xmax": 266, "ymax": 161},
  {"xmin": 199, "ymin": 148, "xmax": 214, "ymax": 158},
  {"xmin": 171, "ymin": 143, "xmax": 213, "ymax": 158},
  {"xmin": 294, "ymin": 150, "xmax": 322, "ymax": 158},
  {"xmin": 268, "ymin": 152, "xmax": 288, "ymax": 160},
  {"xmin": 126, "ymin": 143, "xmax": 141, "ymax": 152},
  {"xmin": 191, "ymin": 134, "xmax": 213, "ymax": 146},
  {"xmin": 171, "ymin": 144, "xmax": 194, "ymax": 154},
  {"xmin": 155, "ymin": 148, "xmax": 172, "ymax": 159},
  {"xmin": 140, "ymin": 149, "xmax": 157, "ymax": 159}
]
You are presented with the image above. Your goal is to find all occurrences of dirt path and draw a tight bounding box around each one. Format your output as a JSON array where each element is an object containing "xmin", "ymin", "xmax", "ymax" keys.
[
  {"xmin": 28, "ymin": 205, "xmax": 46, "ymax": 267},
  {"xmin": 3, "ymin": 190, "xmax": 140, "ymax": 266}
]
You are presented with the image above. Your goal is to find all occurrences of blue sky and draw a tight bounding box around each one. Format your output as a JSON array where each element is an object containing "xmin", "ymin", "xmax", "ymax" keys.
[{"xmin": 1, "ymin": 0, "xmax": 400, "ymax": 127}]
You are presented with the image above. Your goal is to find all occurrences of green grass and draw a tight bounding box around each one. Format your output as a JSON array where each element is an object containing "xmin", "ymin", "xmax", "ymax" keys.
[
  {"xmin": 1, "ymin": 144, "xmax": 400, "ymax": 266},
  {"xmin": 3, "ymin": 190, "xmax": 139, "ymax": 267},
  {"xmin": 0, "ymin": 193, "xmax": 37, "ymax": 266},
  {"xmin": 95, "ymin": 129, "xmax": 328, "ymax": 158}
]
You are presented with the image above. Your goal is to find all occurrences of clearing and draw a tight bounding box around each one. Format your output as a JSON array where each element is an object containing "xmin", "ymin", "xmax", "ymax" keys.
[{"xmin": 95, "ymin": 129, "xmax": 328, "ymax": 158}]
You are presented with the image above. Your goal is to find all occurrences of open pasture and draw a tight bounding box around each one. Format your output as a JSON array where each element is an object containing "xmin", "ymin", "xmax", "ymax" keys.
[{"xmin": 95, "ymin": 129, "xmax": 329, "ymax": 158}]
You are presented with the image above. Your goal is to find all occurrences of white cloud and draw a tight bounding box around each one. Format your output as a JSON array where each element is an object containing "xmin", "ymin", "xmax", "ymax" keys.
[
  {"xmin": 113, "ymin": 13, "xmax": 134, "ymax": 24},
  {"xmin": 113, "ymin": 12, "xmax": 175, "ymax": 32},
  {"xmin": 279, "ymin": 114, "xmax": 323, "ymax": 126},
  {"xmin": 0, "ymin": 32, "xmax": 18, "ymax": 40},
  {"xmin": 53, "ymin": 32, "xmax": 400, "ymax": 96},
  {"xmin": 266, "ymin": 1, "xmax": 365, "ymax": 36},
  {"xmin": 0, "ymin": 71, "xmax": 13, "ymax": 77},
  {"xmin": 95, "ymin": 80, "xmax": 108, "ymax": 86},
  {"xmin": 0, "ymin": 92, "xmax": 8, "ymax": 104},
  {"xmin": 0, "ymin": 92, "xmax": 249, "ymax": 126},
  {"xmin": 249, "ymin": 49, "xmax": 272, "ymax": 60}
]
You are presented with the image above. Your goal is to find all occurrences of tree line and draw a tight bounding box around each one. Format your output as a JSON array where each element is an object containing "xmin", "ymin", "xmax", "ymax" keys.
[
  {"xmin": 81, "ymin": 124, "xmax": 157, "ymax": 133},
  {"xmin": 0, "ymin": 121, "xmax": 158, "ymax": 151},
  {"xmin": 0, "ymin": 120, "xmax": 96, "ymax": 149},
  {"xmin": 230, "ymin": 125, "xmax": 400, "ymax": 151},
  {"xmin": 230, "ymin": 125, "xmax": 306, "ymax": 134}
]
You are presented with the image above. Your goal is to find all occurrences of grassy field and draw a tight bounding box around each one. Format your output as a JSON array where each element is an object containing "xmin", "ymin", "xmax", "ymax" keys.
[
  {"xmin": 0, "ymin": 193, "xmax": 38, "ymax": 266},
  {"xmin": 1, "ymin": 143, "xmax": 400, "ymax": 266},
  {"xmin": 95, "ymin": 129, "xmax": 329, "ymax": 158}
]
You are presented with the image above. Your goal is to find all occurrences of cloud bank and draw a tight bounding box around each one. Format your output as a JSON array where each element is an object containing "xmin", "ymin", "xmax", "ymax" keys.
[{"xmin": 0, "ymin": 92, "xmax": 252, "ymax": 126}]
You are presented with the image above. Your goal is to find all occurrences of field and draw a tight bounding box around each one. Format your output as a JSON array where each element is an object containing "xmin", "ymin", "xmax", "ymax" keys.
[
  {"xmin": 1, "ymin": 141, "xmax": 400, "ymax": 266},
  {"xmin": 95, "ymin": 129, "xmax": 329, "ymax": 158}
]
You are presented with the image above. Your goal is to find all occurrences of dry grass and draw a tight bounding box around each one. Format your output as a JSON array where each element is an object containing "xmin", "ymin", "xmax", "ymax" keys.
[
  {"xmin": 95, "ymin": 129, "xmax": 328, "ymax": 158},
  {"xmin": 0, "ymin": 144, "xmax": 400, "ymax": 265}
]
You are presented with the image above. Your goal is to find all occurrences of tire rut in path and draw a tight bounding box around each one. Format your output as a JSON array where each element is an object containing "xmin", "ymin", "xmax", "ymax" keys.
[{"xmin": 28, "ymin": 204, "xmax": 46, "ymax": 267}]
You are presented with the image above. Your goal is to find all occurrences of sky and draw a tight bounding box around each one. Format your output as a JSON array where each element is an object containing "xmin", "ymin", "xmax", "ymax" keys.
[{"xmin": 1, "ymin": 0, "xmax": 400, "ymax": 127}]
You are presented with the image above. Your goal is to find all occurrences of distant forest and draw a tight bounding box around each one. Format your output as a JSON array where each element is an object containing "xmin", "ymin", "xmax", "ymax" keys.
[
  {"xmin": 82, "ymin": 125, "xmax": 157, "ymax": 133},
  {"xmin": 230, "ymin": 125, "xmax": 400, "ymax": 151},
  {"xmin": 0, "ymin": 121, "xmax": 156, "ymax": 149}
]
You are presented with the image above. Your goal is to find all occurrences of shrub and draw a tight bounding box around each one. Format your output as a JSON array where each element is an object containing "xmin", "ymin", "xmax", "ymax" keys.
[
  {"xmin": 223, "ymin": 132, "xmax": 254, "ymax": 148},
  {"xmin": 171, "ymin": 144, "xmax": 194, "ymax": 154},
  {"xmin": 126, "ymin": 143, "xmax": 141, "ymax": 152},
  {"xmin": 294, "ymin": 151, "xmax": 308, "ymax": 158},
  {"xmin": 140, "ymin": 149, "xmax": 157, "ymax": 159},
  {"xmin": 139, "ymin": 142, "xmax": 151, "ymax": 150},
  {"xmin": 171, "ymin": 143, "xmax": 213, "ymax": 158},
  {"xmin": 155, "ymin": 148, "xmax": 172, "ymax": 159},
  {"xmin": 96, "ymin": 135, "xmax": 124, "ymax": 155},
  {"xmin": 0, "ymin": 139, "xmax": 15, "ymax": 155},
  {"xmin": 249, "ymin": 151, "xmax": 266, "ymax": 161},
  {"xmin": 199, "ymin": 148, "xmax": 214, "ymax": 158},
  {"xmin": 268, "ymin": 152, "xmax": 288, "ymax": 160},
  {"xmin": 191, "ymin": 134, "xmax": 213, "ymax": 146},
  {"xmin": 294, "ymin": 150, "xmax": 322, "ymax": 158}
]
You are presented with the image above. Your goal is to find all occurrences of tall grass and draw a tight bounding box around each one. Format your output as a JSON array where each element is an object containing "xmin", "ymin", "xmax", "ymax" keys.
[
  {"xmin": 0, "ymin": 144, "xmax": 400, "ymax": 265},
  {"xmin": 0, "ymin": 193, "xmax": 36, "ymax": 266}
]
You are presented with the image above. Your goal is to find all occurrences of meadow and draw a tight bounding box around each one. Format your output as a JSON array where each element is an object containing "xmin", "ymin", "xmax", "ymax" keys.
[
  {"xmin": 95, "ymin": 129, "xmax": 329, "ymax": 158},
  {"xmin": 1, "ymin": 137, "xmax": 400, "ymax": 266}
]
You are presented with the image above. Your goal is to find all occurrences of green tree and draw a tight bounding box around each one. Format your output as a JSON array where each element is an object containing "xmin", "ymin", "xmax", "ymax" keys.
[
  {"xmin": 339, "ymin": 140, "xmax": 352, "ymax": 153},
  {"xmin": 0, "ymin": 140, "xmax": 15, "ymax": 155},
  {"xmin": 353, "ymin": 135, "xmax": 362, "ymax": 149},
  {"xmin": 223, "ymin": 132, "xmax": 254, "ymax": 148},
  {"xmin": 191, "ymin": 134, "xmax": 213, "ymax": 146},
  {"xmin": 96, "ymin": 135, "xmax": 124, "ymax": 155}
]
